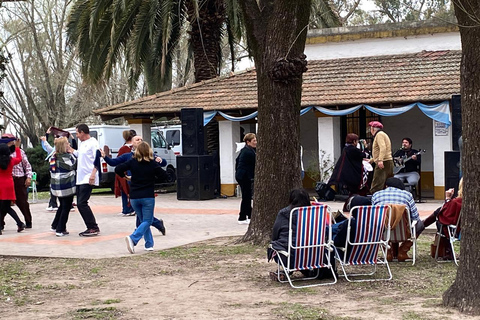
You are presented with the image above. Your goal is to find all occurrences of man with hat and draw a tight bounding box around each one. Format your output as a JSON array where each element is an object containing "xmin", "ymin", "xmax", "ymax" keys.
[
  {"xmin": 1, "ymin": 133, "xmax": 33, "ymax": 229},
  {"xmin": 372, "ymin": 177, "xmax": 424, "ymax": 262},
  {"xmin": 368, "ymin": 121, "xmax": 394, "ymax": 193}
]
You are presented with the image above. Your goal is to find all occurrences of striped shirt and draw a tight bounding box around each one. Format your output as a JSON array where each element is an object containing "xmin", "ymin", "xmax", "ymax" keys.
[{"xmin": 372, "ymin": 187, "xmax": 419, "ymax": 221}]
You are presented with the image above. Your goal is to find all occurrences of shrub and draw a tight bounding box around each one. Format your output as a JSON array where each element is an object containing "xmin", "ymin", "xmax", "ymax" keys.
[{"xmin": 25, "ymin": 145, "xmax": 50, "ymax": 190}]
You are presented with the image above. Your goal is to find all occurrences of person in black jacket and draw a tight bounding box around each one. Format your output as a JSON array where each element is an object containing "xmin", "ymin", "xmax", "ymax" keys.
[
  {"xmin": 328, "ymin": 133, "xmax": 368, "ymax": 195},
  {"xmin": 115, "ymin": 142, "xmax": 166, "ymax": 253},
  {"xmin": 235, "ymin": 133, "xmax": 256, "ymax": 224}
]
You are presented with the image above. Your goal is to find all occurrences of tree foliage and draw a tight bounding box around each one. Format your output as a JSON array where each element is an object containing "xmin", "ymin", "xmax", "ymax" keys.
[{"xmin": 0, "ymin": 0, "xmax": 137, "ymax": 146}]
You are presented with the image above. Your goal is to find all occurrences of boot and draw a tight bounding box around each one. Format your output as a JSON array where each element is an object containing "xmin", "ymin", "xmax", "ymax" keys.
[
  {"xmin": 397, "ymin": 241, "xmax": 413, "ymax": 262},
  {"xmin": 386, "ymin": 248, "xmax": 393, "ymax": 262},
  {"xmin": 391, "ymin": 242, "xmax": 399, "ymax": 260}
]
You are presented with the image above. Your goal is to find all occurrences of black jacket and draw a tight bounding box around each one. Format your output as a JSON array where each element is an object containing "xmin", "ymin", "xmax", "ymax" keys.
[
  {"xmin": 328, "ymin": 144, "xmax": 365, "ymax": 192},
  {"xmin": 115, "ymin": 158, "xmax": 166, "ymax": 199},
  {"xmin": 235, "ymin": 146, "xmax": 256, "ymax": 182},
  {"xmin": 393, "ymin": 148, "xmax": 420, "ymax": 173},
  {"xmin": 270, "ymin": 206, "xmax": 297, "ymax": 252}
]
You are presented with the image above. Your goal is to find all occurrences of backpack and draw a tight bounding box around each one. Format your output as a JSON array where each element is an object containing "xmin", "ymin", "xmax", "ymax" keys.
[{"xmin": 315, "ymin": 182, "xmax": 336, "ymax": 201}]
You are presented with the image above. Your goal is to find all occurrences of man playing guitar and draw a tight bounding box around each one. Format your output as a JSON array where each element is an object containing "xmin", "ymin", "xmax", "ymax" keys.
[{"xmin": 393, "ymin": 137, "xmax": 421, "ymax": 186}]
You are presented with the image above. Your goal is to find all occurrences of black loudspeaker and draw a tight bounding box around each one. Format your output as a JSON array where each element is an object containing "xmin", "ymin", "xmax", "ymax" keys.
[
  {"xmin": 445, "ymin": 151, "xmax": 460, "ymax": 194},
  {"xmin": 177, "ymin": 155, "xmax": 215, "ymax": 200},
  {"xmin": 181, "ymin": 108, "xmax": 205, "ymax": 155},
  {"xmin": 451, "ymin": 95, "xmax": 462, "ymax": 151}
]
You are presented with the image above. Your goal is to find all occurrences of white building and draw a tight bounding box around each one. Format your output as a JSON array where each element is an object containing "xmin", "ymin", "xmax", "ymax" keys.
[{"xmin": 96, "ymin": 20, "xmax": 461, "ymax": 200}]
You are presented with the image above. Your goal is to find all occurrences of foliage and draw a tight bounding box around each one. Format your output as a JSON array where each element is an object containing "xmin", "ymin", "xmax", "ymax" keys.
[
  {"xmin": 25, "ymin": 145, "xmax": 50, "ymax": 190},
  {"xmin": 305, "ymin": 150, "xmax": 335, "ymax": 184}
]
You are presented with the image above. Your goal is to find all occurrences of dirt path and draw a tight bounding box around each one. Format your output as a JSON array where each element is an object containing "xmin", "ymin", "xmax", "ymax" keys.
[{"xmin": 0, "ymin": 236, "xmax": 478, "ymax": 320}]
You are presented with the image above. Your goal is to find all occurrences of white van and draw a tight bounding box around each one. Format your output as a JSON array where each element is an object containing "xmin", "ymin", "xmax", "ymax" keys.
[
  {"xmin": 152, "ymin": 124, "xmax": 182, "ymax": 156},
  {"xmin": 66, "ymin": 125, "xmax": 177, "ymax": 189}
]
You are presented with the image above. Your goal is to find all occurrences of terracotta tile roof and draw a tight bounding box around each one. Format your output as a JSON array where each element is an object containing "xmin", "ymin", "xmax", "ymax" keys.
[{"xmin": 95, "ymin": 50, "xmax": 461, "ymax": 119}]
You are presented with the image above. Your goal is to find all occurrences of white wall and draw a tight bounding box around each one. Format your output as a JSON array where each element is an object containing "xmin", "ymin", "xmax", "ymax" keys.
[
  {"xmin": 305, "ymin": 32, "xmax": 461, "ymax": 60},
  {"xmin": 219, "ymin": 121, "xmax": 240, "ymax": 187},
  {"xmin": 317, "ymin": 116, "xmax": 341, "ymax": 181},
  {"xmin": 382, "ymin": 107, "xmax": 433, "ymax": 171}
]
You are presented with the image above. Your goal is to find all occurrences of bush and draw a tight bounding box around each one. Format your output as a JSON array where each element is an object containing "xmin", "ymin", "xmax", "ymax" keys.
[{"xmin": 25, "ymin": 145, "xmax": 50, "ymax": 190}]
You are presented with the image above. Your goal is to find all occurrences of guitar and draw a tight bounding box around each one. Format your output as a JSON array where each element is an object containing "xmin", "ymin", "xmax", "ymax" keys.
[{"xmin": 393, "ymin": 149, "xmax": 426, "ymax": 175}]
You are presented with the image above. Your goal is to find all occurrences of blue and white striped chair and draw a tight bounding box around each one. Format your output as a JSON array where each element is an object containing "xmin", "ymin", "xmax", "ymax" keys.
[
  {"xmin": 334, "ymin": 205, "xmax": 392, "ymax": 282},
  {"xmin": 270, "ymin": 204, "xmax": 337, "ymax": 288}
]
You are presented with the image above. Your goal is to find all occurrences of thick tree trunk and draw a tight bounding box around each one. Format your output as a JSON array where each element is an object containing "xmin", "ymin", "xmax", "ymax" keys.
[
  {"xmin": 187, "ymin": 0, "xmax": 225, "ymax": 82},
  {"xmin": 239, "ymin": 0, "xmax": 311, "ymax": 244},
  {"xmin": 443, "ymin": 1, "xmax": 480, "ymax": 314}
]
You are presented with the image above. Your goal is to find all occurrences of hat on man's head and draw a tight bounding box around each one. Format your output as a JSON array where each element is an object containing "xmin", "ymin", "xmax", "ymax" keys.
[
  {"xmin": 1, "ymin": 133, "xmax": 16, "ymax": 139},
  {"xmin": 368, "ymin": 121, "xmax": 383, "ymax": 129},
  {"xmin": 385, "ymin": 177, "xmax": 405, "ymax": 190}
]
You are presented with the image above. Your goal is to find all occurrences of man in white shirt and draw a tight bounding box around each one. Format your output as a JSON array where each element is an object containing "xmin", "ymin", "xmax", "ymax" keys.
[{"xmin": 74, "ymin": 124, "xmax": 100, "ymax": 236}]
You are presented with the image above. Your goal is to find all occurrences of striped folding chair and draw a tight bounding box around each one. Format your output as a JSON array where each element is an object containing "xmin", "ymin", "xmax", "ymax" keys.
[
  {"xmin": 270, "ymin": 205, "xmax": 337, "ymax": 288},
  {"xmin": 334, "ymin": 205, "xmax": 392, "ymax": 282}
]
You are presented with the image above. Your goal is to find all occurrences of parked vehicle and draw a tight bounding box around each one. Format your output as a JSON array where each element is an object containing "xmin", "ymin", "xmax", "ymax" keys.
[
  {"xmin": 152, "ymin": 124, "xmax": 182, "ymax": 156},
  {"xmin": 151, "ymin": 128, "xmax": 177, "ymax": 182}
]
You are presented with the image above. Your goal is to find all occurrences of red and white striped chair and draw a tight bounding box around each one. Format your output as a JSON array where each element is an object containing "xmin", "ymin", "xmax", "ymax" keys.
[
  {"xmin": 334, "ymin": 205, "xmax": 392, "ymax": 282},
  {"xmin": 270, "ymin": 204, "xmax": 337, "ymax": 288}
]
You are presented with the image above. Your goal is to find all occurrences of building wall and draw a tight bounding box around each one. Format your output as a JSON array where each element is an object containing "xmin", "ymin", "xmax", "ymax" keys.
[{"xmin": 305, "ymin": 32, "xmax": 461, "ymax": 60}]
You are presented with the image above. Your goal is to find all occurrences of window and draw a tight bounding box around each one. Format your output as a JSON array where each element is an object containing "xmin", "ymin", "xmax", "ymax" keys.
[
  {"xmin": 151, "ymin": 131, "xmax": 167, "ymax": 148},
  {"xmin": 166, "ymin": 130, "xmax": 181, "ymax": 146}
]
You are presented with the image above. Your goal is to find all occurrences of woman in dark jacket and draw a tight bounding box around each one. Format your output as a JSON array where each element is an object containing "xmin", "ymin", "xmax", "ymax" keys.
[
  {"xmin": 328, "ymin": 133, "xmax": 367, "ymax": 195},
  {"xmin": 235, "ymin": 133, "xmax": 256, "ymax": 224}
]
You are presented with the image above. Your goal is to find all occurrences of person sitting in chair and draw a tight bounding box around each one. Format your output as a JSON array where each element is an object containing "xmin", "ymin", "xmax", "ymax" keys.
[
  {"xmin": 393, "ymin": 137, "xmax": 421, "ymax": 188},
  {"xmin": 268, "ymin": 188, "xmax": 335, "ymax": 281},
  {"xmin": 372, "ymin": 177, "xmax": 424, "ymax": 262}
]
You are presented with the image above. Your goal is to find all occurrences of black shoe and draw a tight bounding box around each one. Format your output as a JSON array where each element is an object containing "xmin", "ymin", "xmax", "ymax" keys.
[
  {"xmin": 17, "ymin": 223, "xmax": 26, "ymax": 232},
  {"xmin": 26, "ymin": 223, "xmax": 32, "ymax": 229},
  {"xmin": 0, "ymin": 229, "xmax": 2, "ymax": 235},
  {"xmin": 158, "ymin": 219, "xmax": 166, "ymax": 236},
  {"xmin": 79, "ymin": 228, "xmax": 99, "ymax": 237}
]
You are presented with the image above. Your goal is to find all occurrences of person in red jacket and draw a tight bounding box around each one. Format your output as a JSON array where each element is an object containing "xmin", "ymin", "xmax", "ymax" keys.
[
  {"xmin": 422, "ymin": 178, "xmax": 463, "ymax": 233},
  {"xmin": 115, "ymin": 130, "xmax": 136, "ymax": 216},
  {"xmin": 0, "ymin": 142, "xmax": 25, "ymax": 234}
]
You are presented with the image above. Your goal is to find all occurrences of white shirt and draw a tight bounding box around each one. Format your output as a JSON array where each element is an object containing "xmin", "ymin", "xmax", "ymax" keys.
[{"xmin": 74, "ymin": 137, "xmax": 99, "ymax": 185}]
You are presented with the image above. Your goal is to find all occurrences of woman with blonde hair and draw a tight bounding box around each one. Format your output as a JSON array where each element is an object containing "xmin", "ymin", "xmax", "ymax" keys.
[
  {"xmin": 49, "ymin": 137, "xmax": 77, "ymax": 236},
  {"xmin": 115, "ymin": 141, "xmax": 165, "ymax": 253}
]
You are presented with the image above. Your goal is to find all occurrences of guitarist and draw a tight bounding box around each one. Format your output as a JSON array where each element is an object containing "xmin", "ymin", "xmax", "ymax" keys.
[{"xmin": 393, "ymin": 138, "xmax": 421, "ymax": 186}]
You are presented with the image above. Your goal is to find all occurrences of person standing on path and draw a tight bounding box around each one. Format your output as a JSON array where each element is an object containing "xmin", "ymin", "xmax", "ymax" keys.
[
  {"xmin": 2, "ymin": 133, "xmax": 34, "ymax": 228},
  {"xmin": 102, "ymin": 135, "xmax": 167, "ymax": 235},
  {"xmin": 49, "ymin": 137, "xmax": 77, "ymax": 237},
  {"xmin": 0, "ymin": 142, "xmax": 25, "ymax": 235},
  {"xmin": 235, "ymin": 133, "xmax": 257, "ymax": 225},
  {"xmin": 115, "ymin": 130, "xmax": 136, "ymax": 216},
  {"xmin": 73, "ymin": 124, "xmax": 101, "ymax": 236},
  {"xmin": 368, "ymin": 121, "xmax": 394, "ymax": 194},
  {"xmin": 116, "ymin": 142, "xmax": 165, "ymax": 253}
]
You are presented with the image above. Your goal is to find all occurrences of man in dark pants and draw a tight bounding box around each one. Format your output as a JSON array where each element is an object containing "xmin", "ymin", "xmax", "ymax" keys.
[
  {"xmin": 235, "ymin": 133, "xmax": 257, "ymax": 224},
  {"xmin": 2, "ymin": 134, "xmax": 32, "ymax": 229},
  {"xmin": 73, "ymin": 124, "xmax": 100, "ymax": 236}
]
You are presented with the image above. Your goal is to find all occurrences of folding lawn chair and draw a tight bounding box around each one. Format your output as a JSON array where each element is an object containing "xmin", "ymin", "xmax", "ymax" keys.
[
  {"xmin": 269, "ymin": 204, "xmax": 337, "ymax": 288},
  {"xmin": 389, "ymin": 205, "xmax": 416, "ymax": 265},
  {"xmin": 334, "ymin": 205, "xmax": 392, "ymax": 282},
  {"xmin": 435, "ymin": 212, "xmax": 461, "ymax": 266}
]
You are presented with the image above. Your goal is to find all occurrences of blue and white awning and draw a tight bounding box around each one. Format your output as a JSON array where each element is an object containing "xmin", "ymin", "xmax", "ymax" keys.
[{"xmin": 203, "ymin": 101, "xmax": 451, "ymax": 127}]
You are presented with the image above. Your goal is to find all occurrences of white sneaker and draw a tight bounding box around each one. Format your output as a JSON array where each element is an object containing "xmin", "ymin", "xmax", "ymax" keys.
[
  {"xmin": 125, "ymin": 236, "xmax": 135, "ymax": 254},
  {"xmin": 49, "ymin": 228, "xmax": 56, "ymax": 232},
  {"xmin": 70, "ymin": 207, "xmax": 75, "ymax": 211},
  {"xmin": 145, "ymin": 247, "xmax": 154, "ymax": 251},
  {"xmin": 46, "ymin": 207, "xmax": 56, "ymax": 211},
  {"xmin": 238, "ymin": 219, "xmax": 250, "ymax": 225}
]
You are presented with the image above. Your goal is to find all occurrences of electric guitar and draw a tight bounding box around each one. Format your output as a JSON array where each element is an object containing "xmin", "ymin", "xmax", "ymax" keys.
[{"xmin": 393, "ymin": 149, "xmax": 426, "ymax": 175}]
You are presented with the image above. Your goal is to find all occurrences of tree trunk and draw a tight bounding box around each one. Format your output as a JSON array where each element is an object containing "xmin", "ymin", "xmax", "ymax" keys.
[
  {"xmin": 443, "ymin": 1, "xmax": 480, "ymax": 314},
  {"xmin": 239, "ymin": 0, "xmax": 311, "ymax": 244},
  {"xmin": 187, "ymin": 0, "xmax": 225, "ymax": 82}
]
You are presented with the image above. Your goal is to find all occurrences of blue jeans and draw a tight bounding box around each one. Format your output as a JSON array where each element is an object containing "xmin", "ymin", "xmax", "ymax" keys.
[
  {"xmin": 130, "ymin": 198, "xmax": 155, "ymax": 248},
  {"xmin": 121, "ymin": 191, "xmax": 134, "ymax": 214}
]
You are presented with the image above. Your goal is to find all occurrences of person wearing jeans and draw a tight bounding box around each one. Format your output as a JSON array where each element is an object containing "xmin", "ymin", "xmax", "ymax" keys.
[{"xmin": 115, "ymin": 141, "xmax": 167, "ymax": 253}]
